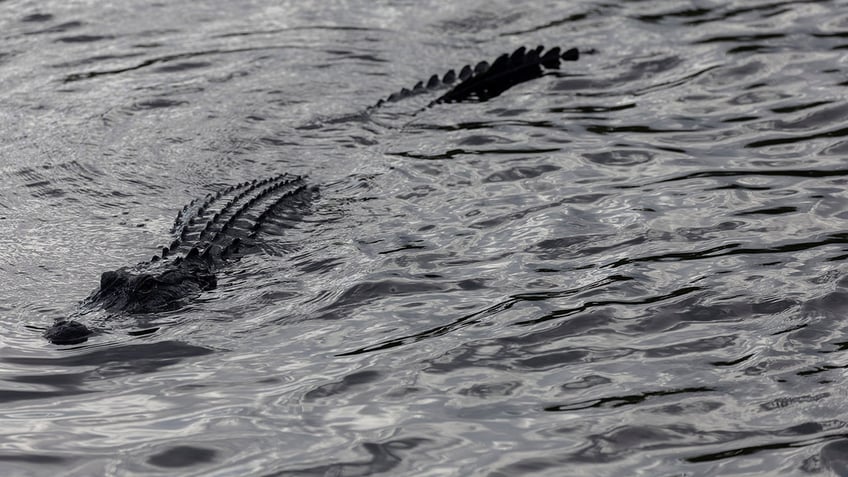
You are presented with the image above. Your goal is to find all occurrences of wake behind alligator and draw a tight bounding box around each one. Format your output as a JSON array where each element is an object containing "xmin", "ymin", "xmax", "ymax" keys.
[{"xmin": 43, "ymin": 45, "xmax": 580, "ymax": 345}]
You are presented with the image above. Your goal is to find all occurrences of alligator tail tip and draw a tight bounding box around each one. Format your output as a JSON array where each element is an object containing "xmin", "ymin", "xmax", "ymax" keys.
[{"xmin": 561, "ymin": 47, "xmax": 579, "ymax": 61}]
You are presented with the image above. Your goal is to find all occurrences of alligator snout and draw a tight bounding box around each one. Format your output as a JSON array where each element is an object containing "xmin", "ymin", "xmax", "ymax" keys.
[{"xmin": 43, "ymin": 320, "xmax": 93, "ymax": 345}]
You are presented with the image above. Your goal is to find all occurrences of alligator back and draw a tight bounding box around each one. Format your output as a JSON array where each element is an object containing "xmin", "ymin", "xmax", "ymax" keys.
[{"xmin": 166, "ymin": 173, "xmax": 311, "ymax": 265}]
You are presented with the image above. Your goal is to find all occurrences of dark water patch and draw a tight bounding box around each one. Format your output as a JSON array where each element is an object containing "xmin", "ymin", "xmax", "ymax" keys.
[
  {"xmin": 735, "ymin": 206, "xmax": 797, "ymax": 216},
  {"xmin": 154, "ymin": 61, "xmax": 212, "ymax": 73},
  {"xmin": 21, "ymin": 13, "xmax": 54, "ymax": 23},
  {"xmin": 516, "ymin": 349, "xmax": 591, "ymax": 370},
  {"xmin": 655, "ymin": 168, "xmax": 848, "ymax": 185},
  {"xmin": 711, "ymin": 354, "xmax": 755, "ymax": 367},
  {"xmin": 771, "ymin": 100, "xmax": 835, "ymax": 114},
  {"xmin": 260, "ymin": 137, "xmax": 302, "ymax": 146},
  {"xmin": 0, "ymin": 453, "xmax": 69, "ymax": 464},
  {"xmin": 0, "ymin": 388, "xmax": 92, "ymax": 404},
  {"xmin": 56, "ymin": 34, "xmax": 115, "ymax": 43},
  {"xmin": 634, "ymin": 6, "xmax": 712, "ymax": 25},
  {"xmin": 529, "ymin": 234, "xmax": 644, "ymax": 261},
  {"xmin": 130, "ymin": 98, "xmax": 189, "ymax": 110},
  {"xmin": 9, "ymin": 370, "xmax": 89, "ymax": 387},
  {"xmin": 3, "ymin": 341, "xmax": 214, "ymax": 373},
  {"xmin": 550, "ymin": 102, "xmax": 637, "ymax": 115},
  {"xmin": 672, "ymin": 1, "xmax": 806, "ymax": 27},
  {"xmin": 455, "ymin": 134, "xmax": 507, "ymax": 146},
  {"xmin": 377, "ymin": 241, "xmax": 426, "ymax": 255},
  {"xmin": 685, "ymin": 429, "xmax": 844, "ymax": 464},
  {"xmin": 545, "ymin": 387, "xmax": 714, "ymax": 412},
  {"xmin": 722, "ymin": 115, "xmax": 759, "ymax": 123},
  {"xmin": 694, "ymin": 33, "xmax": 786, "ymax": 44},
  {"xmin": 409, "ymin": 119, "xmax": 558, "ymax": 132},
  {"xmin": 25, "ymin": 20, "xmax": 84, "ymax": 34},
  {"xmin": 606, "ymin": 233, "xmax": 848, "ymax": 269},
  {"xmin": 391, "ymin": 146, "xmax": 561, "ymax": 161},
  {"xmin": 586, "ymin": 124, "xmax": 694, "ymax": 135},
  {"xmin": 147, "ymin": 445, "xmax": 218, "ymax": 468}
]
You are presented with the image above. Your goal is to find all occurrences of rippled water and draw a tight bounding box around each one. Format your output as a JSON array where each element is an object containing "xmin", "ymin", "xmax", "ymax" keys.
[{"xmin": 1, "ymin": 0, "xmax": 847, "ymax": 475}]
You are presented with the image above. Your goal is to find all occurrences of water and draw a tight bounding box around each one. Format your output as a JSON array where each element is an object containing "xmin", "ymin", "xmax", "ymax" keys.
[{"xmin": 1, "ymin": 0, "xmax": 847, "ymax": 475}]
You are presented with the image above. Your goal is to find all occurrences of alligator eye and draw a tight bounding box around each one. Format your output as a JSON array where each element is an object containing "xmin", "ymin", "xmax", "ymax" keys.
[{"xmin": 135, "ymin": 277, "xmax": 158, "ymax": 294}]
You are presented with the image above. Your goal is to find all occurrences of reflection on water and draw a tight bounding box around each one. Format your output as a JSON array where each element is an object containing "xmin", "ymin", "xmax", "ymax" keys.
[{"xmin": 1, "ymin": 0, "xmax": 847, "ymax": 475}]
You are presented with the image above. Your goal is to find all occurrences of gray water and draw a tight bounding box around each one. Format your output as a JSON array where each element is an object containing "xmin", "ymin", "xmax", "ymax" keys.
[{"xmin": 1, "ymin": 0, "xmax": 848, "ymax": 475}]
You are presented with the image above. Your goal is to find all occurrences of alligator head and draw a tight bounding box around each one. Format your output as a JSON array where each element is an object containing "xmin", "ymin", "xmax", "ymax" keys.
[
  {"xmin": 43, "ymin": 173, "xmax": 309, "ymax": 345},
  {"xmin": 91, "ymin": 260, "xmax": 217, "ymax": 314},
  {"xmin": 44, "ymin": 257, "xmax": 216, "ymax": 345}
]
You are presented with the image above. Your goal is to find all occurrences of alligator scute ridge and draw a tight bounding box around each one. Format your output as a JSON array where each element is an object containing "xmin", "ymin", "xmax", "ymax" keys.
[{"xmin": 43, "ymin": 44, "xmax": 580, "ymax": 345}]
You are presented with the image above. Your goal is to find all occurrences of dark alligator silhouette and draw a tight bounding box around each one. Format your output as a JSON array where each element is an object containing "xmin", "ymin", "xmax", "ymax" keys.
[{"xmin": 43, "ymin": 45, "xmax": 580, "ymax": 345}]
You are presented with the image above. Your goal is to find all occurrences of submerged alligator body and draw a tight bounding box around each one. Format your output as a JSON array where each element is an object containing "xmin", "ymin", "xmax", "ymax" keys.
[
  {"xmin": 43, "ymin": 45, "xmax": 580, "ymax": 345},
  {"xmin": 45, "ymin": 174, "xmax": 313, "ymax": 344}
]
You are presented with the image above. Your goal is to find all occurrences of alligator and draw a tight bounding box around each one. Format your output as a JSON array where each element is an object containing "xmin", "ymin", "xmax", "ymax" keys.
[{"xmin": 43, "ymin": 45, "xmax": 580, "ymax": 345}]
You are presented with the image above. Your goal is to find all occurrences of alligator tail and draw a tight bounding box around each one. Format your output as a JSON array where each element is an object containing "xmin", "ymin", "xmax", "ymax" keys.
[{"xmin": 371, "ymin": 45, "xmax": 579, "ymax": 109}]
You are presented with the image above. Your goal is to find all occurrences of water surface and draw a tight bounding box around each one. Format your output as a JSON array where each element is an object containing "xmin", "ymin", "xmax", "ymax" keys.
[{"xmin": 1, "ymin": 0, "xmax": 847, "ymax": 475}]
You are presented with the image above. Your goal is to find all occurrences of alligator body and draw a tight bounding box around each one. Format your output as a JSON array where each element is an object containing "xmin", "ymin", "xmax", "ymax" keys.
[
  {"xmin": 43, "ymin": 45, "xmax": 579, "ymax": 345},
  {"xmin": 44, "ymin": 174, "xmax": 313, "ymax": 344}
]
